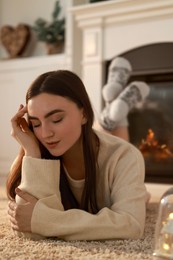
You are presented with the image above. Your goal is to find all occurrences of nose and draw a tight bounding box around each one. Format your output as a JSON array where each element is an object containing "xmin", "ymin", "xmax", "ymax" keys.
[{"xmin": 41, "ymin": 124, "xmax": 54, "ymax": 138}]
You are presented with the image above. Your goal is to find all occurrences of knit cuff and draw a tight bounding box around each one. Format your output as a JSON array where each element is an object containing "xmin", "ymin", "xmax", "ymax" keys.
[{"xmin": 19, "ymin": 156, "xmax": 61, "ymax": 199}]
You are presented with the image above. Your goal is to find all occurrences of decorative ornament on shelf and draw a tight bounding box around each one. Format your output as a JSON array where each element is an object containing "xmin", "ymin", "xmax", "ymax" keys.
[
  {"xmin": 32, "ymin": 0, "xmax": 65, "ymax": 55},
  {"xmin": 0, "ymin": 24, "xmax": 31, "ymax": 58},
  {"xmin": 153, "ymin": 187, "xmax": 173, "ymax": 259}
]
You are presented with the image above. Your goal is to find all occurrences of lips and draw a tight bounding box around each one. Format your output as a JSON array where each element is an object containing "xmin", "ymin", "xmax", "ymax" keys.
[{"xmin": 46, "ymin": 141, "xmax": 60, "ymax": 149}]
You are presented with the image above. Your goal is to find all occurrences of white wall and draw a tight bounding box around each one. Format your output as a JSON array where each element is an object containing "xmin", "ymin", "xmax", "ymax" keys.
[
  {"xmin": 0, "ymin": 0, "xmax": 71, "ymax": 57},
  {"xmin": 1, "ymin": 0, "xmax": 55, "ymax": 24}
]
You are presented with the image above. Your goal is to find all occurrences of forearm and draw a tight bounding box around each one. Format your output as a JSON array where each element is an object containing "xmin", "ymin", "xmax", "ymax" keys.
[
  {"xmin": 31, "ymin": 201, "xmax": 145, "ymax": 241},
  {"xmin": 31, "ymin": 176, "xmax": 146, "ymax": 241},
  {"xmin": 15, "ymin": 156, "xmax": 64, "ymax": 240},
  {"xmin": 18, "ymin": 156, "xmax": 62, "ymax": 199}
]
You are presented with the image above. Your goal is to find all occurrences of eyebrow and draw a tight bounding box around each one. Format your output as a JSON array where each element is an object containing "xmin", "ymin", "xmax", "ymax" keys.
[{"xmin": 28, "ymin": 109, "xmax": 65, "ymax": 120}]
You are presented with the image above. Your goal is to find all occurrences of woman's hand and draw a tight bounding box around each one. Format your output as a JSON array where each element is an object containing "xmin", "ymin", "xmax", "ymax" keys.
[
  {"xmin": 11, "ymin": 104, "xmax": 41, "ymax": 158},
  {"xmin": 8, "ymin": 188, "xmax": 38, "ymax": 232}
]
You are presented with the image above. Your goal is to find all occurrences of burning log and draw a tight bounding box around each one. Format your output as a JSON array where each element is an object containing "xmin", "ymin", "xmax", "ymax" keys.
[{"xmin": 139, "ymin": 129, "xmax": 173, "ymax": 160}]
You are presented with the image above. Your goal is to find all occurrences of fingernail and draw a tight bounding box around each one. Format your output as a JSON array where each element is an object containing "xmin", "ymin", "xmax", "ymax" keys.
[{"xmin": 15, "ymin": 187, "xmax": 20, "ymax": 193}]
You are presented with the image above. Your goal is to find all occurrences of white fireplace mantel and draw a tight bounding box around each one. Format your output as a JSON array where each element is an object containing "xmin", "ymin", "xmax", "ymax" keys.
[
  {"xmin": 72, "ymin": 0, "xmax": 173, "ymax": 25},
  {"xmin": 70, "ymin": 0, "xmax": 173, "ymax": 116}
]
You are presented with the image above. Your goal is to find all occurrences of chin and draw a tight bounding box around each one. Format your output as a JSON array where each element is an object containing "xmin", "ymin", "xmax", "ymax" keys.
[{"xmin": 48, "ymin": 149, "xmax": 63, "ymax": 157}]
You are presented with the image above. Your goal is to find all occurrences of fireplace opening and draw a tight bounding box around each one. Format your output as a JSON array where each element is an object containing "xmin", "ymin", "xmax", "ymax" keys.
[
  {"xmin": 104, "ymin": 43, "xmax": 173, "ymax": 184},
  {"xmin": 128, "ymin": 73, "xmax": 173, "ymax": 184}
]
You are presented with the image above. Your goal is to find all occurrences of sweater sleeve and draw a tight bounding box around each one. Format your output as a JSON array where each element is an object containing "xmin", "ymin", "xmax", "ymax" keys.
[
  {"xmin": 15, "ymin": 156, "xmax": 64, "ymax": 240},
  {"xmin": 31, "ymin": 203, "xmax": 144, "ymax": 241},
  {"xmin": 31, "ymin": 145, "xmax": 146, "ymax": 241}
]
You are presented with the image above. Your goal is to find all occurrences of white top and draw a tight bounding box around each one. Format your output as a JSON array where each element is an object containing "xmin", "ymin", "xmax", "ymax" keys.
[
  {"xmin": 64, "ymin": 166, "xmax": 84, "ymax": 206},
  {"xmin": 16, "ymin": 130, "xmax": 147, "ymax": 241}
]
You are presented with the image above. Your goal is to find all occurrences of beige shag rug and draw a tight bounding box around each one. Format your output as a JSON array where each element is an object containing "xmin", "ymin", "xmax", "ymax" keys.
[{"xmin": 0, "ymin": 181, "xmax": 158, "ymax": 260}]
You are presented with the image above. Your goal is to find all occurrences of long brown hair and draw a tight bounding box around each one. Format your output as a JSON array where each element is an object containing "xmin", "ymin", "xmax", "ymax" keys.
[{"xmin": 6, "ymin": 70, "xmax": 99, "ymax": 213}]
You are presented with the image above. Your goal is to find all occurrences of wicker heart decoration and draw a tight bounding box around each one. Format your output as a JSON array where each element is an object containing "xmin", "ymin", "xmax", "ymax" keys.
[{"xmin": 0, "ymin": 24, "xmax": 31, "ymax": 58}]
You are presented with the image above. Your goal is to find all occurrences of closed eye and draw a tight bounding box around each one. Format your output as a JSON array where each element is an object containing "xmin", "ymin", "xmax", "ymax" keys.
[
  {"xmin": 32, "ymin": 123, "xmax": 41, "ymax": 128},
  {"xmin": 53, "ymin": 118, "xmax": 63, "ymax": 124},
  {"xmin": 30, "ymin": 120, "xmax": 41, "ymax": 128}
]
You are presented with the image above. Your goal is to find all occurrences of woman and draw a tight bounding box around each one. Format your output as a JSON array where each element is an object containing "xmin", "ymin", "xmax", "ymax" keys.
[{"xmin": 7, "ymin": 70, "xmax": 147, "ymax": 241}]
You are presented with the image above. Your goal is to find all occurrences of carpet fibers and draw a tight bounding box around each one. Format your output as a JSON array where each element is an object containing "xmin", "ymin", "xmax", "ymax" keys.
[{"xmin": 0, "ymin": 185, "xmax": 158, "ymax": 260}]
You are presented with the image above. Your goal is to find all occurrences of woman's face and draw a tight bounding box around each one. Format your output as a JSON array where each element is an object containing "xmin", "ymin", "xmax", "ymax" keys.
[{"xmin": 27, "ymin": 93, "xmax": 86, "ymax": 157}]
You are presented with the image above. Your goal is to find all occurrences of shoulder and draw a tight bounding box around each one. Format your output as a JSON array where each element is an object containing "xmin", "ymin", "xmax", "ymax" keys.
[
  {"xmin": 94, "ymin": 129, "xmax": 144, "ymax": 167},
  {"xmin": 94, "ymin": 130, "xmax": 145, "ymax": 185},
  {"xmin": 95, "ymin": 129, "xmax": 141, "ymax": 154}
]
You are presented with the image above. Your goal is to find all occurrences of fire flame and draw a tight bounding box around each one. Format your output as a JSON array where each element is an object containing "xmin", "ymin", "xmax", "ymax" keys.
[
  {"xmin": 139, "ymin": 129, "xmax": 173, "ymax": 160},
  {"xmin": 144, "ymin": 129, "xmax": 158, "ymax": 146}
]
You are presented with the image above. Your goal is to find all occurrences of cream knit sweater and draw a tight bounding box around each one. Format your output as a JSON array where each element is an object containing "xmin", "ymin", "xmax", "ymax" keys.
[{"xmin": 16, "ymin": 130, "xmax": 146, "ymax": 241}]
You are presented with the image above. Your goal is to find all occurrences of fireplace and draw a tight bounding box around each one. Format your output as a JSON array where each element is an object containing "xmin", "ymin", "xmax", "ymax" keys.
[
  {"xmin": 105, "ymin": 43, "xmax": 173, "ymax": 184},
  {"xmin": 71, "ymin": 0, "xmax": 173, "ymax": 183}
]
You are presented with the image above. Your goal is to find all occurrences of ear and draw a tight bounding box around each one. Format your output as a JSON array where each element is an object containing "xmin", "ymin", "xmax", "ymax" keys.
[
  {"xmin": 82, "ymin": 117, "xmax": 87, "ymax": 125},
  {"xmin": 81, "ymin": 109, "xmax": 87, "ymax": 125}
]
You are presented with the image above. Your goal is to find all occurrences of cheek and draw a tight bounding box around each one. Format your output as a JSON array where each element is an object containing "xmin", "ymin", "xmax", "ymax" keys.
[
  {"xmin": 61, "ymin": 117, "xmax": 83, "ymax": 139},
  {"xmin": 32, "ymin": 128, "xmax": 41, "ymax": 140}
]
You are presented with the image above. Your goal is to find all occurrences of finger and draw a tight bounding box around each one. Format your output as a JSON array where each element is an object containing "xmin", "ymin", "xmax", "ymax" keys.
[
  {"xmin": 8, "ymin": 207, "xmax": 19, "ymax": 229},
  {"xmin": 8, "ymin": 207, "xmax": 15, "ymax": 218},
  {"xmin": 9, "ymin": 215, "xmax": 17, "ymax": 224},
  {"xmin": 8, "ymin": 201, "xmax": 18, "ymax": 219},
  {"xmin": 11, "ymin": 105, "xmax": 27, "ymax": 126},
  {"xmin": 10, "ymin": 107, "xmax": 29, "ymax": 139},
  {"xmin": 15, "ymin": 188, "xmax": 37, "ymax": 203},
  {"xmin": 18, "ymin": 104, "xmax": 27, "ymax": 113},
  {"xmin": 12, "ymin": 105, "xmax": 27, "ymax": 120},
  {"xmin": 8, "ymin": 200, "xmax": 17, "ymax": 211},
  {"xmin": 19, "ymin": 118, "xmax": 30, "ymax": 133},
  {"xmin": 18, "ymin": 104, "xmax": 24, "ymax": 111},
  {"xmin": 11, "ymin": 117, "xmax": 25, "ymax": 136},
  {"xmin": 10, "ymin": 219, "xmax": 20, "ymax": 231}
]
